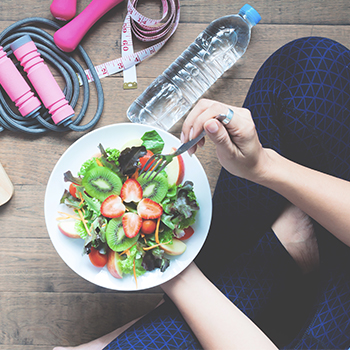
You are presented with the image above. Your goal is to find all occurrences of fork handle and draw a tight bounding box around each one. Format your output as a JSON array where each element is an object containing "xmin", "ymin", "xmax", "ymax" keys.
[{"xmin": 173, "ymin": 129, "xmax": 206, "ymax": 156}]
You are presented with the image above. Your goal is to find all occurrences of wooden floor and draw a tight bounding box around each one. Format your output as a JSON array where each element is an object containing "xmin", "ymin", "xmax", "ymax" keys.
[{"xmin": 0, "ymin": 0, "xmax": 349, "ymax": 348}]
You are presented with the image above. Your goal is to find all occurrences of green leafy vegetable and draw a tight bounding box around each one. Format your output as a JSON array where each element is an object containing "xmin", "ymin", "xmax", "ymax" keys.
[
  {"xmin": 118, "ymin": 146, "xmax": 147, "ymax": 175},
  {"xmin": 141, "ymin": 130, "xmax": 164, "ymax": 154},
  {"xmin": 77, "ymin": 159, "xmax": 99, "ymax": 177},
  {"xmin": 161, "ymin": 181, "xmax": 199, "ymax": 232},
  {"xmin": 120, "ymin": 245, "xmax": 146, "ymax": 277},
  {"xmin": 75, "ymin": 220, "xmax": 89, "ymax": 240},
  {"xmin": 64, "ymin": 171, "xmax": 82, "ymax": 185}
]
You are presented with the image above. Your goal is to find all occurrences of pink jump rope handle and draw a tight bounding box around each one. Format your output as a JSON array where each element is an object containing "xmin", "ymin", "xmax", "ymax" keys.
[
  {"xmin": 0, "ymin": 47, "xmax": 41, "ymax": 117},
  {"xmin": 11, "ymin": 35, "xmax": 74, "ymax": 125},
  {"xmin": 50, "ymin": 0, "xmax": 77, "ymax": 21},
  {"xmin": 54, "ymin": 0, "xmax": 124, "ymax": 53}
]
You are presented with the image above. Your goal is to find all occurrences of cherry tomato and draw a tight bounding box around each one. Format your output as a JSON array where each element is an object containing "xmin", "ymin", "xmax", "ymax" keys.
[
  {"xmin": 179, "ymin": 226, "xmax": 194, "ymax": 240},
  {"xmin": 89, "ymin": 247, "xmax": 108, "ymax": 268},
  {"xmin": 69, "ymin": 183, "xmax": 78, "ymax": 198},
  {"xmin": 141, "ymin": 219, "xmax": 157, "ymax": 234},
  {"xmin": 139, "ymin": 150, "xmax": 155, "ymax": 171}
]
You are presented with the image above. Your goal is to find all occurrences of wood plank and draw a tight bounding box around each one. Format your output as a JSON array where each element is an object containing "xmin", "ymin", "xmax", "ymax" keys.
[
  {"xmin": 0, "ymin": 292, "xmax": 163, "ymax": 347},
  {"xmin": 0, "ymin": 0, "xmax": 349, "ymax": 346},
  {"xmin": 0, "ymin": 0, "xmax": 350, "ymax": 25},
  {"xmin": 0, "ymin": 21, "xmax": 348, "ymax": 84},
  {"xmin": 0, "ymin": 236, "xmax": 163, "ymax": 293},
  {"xmin": 0, "ymin": 22, "xmax": 346, "ymax": 83},
  {"xmin": 0, "ymin": 347, "xmax": 51, "ymax": 350}
]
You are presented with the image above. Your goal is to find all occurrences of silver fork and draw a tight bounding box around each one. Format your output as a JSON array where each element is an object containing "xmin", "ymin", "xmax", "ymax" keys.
[{"xmin": 139, "ymin": 115, "xmax": 227, "ymax": 180}]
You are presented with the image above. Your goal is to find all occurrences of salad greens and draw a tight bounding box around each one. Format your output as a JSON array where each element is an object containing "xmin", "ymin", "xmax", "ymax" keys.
[{"xmin": 58, "ymin": 130, "xmax": 199, "ymax": 282}]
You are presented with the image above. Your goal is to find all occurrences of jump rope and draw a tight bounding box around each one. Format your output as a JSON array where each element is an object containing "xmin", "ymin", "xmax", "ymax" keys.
[
  {"xmin": 0, "ymin": 0, "xmax": 179, "ymax": 134},
  {"xmin": 0, "ymin": 17, "xmax": 103, "ymax": 134}
]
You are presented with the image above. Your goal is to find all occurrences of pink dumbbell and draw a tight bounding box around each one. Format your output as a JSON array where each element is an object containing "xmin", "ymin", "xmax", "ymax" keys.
[
  {"xmin": 0, "ymin": 46, "xmax": 41, "ymax": 117},
  {"xmin": 54, "ymin": 0, "xmax": 124, "ymax": 52},
  {"xmin": 11, "ymin": 35, "xmax": 74, "ymax": 125},
  {"xmin": 50, "ymin": 0, "xmax": 77, "ymax": 21}
]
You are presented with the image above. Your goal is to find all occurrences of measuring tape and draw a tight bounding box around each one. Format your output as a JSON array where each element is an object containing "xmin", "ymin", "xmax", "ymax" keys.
[{"xmin": 82, "ymin": 0, "xmax": 180, "ymax": 89}]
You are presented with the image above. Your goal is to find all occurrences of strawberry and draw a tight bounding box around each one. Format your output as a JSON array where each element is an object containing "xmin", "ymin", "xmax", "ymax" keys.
[
  {"xmin": 120, "ymin": 178, "xmax": 143, "ymax": 203},
  {"xmin": 122, "ymin": 212, "xmax": 142, "ymax": 238},
  {"xmin": 101, "ymin": 195, "xmax": 125, "ymax": 218},
  {"xmin": 137, "ymin": 198, "xmax": 163, "ymax": 219}
]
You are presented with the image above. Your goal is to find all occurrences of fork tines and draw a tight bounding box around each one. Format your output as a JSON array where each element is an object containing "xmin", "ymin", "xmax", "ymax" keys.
[{"xmin": 139, "ymin": 155, "xmax": 168, "ymax": 180}]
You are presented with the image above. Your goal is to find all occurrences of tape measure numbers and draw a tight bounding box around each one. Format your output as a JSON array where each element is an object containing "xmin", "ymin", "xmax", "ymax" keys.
[{"xmin": 81, "ymin": 0, "xmax": 180, "ymax": 89}]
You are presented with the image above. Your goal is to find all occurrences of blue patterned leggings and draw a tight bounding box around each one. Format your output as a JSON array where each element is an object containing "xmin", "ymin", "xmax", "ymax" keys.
[{"xmin": 103, "ymin": 37, "xmax": 350, "ymax": 349}]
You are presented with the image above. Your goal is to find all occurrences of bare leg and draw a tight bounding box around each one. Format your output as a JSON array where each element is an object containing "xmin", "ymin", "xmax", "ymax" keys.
[
  {"xmin": 272, "ymin": 203, "xmax": 319, "ymax": 274},
  {"xmin": 53, "ymin": 204, "xmax": 319, "ymax": 350}
]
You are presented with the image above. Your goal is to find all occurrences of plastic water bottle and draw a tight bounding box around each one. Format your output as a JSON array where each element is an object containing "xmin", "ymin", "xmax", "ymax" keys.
[{"xmin": 127, "ymin": 4, "xmax": 261, "ymax": 130}]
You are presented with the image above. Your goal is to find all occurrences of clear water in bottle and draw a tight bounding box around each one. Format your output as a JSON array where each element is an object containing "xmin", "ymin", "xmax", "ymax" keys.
[{"xmin": 127, "ymin": 4, "xmax": 261, "ymax": 130}]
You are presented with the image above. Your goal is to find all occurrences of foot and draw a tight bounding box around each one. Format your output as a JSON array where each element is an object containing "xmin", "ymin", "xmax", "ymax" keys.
[{"xmin": 272, "ymin": 203, "xmax": 319, "ymax": 274}]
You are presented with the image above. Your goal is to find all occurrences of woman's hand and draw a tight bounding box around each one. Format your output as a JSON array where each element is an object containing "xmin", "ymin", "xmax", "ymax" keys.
[{"xmin": 181, "ymin": 98, "xmax": 271, "ymax": 183}]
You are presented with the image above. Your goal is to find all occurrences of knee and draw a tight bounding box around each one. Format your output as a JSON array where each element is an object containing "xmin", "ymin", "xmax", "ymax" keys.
[{"xmin": 265, "ymin": 36, "xmax": 349, "ymax": 74}]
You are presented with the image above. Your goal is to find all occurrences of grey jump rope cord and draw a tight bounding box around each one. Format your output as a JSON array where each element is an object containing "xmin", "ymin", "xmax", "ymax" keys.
[{"xmin": 0, "ymin": 17, "xmax": 104, "ymax": 134}]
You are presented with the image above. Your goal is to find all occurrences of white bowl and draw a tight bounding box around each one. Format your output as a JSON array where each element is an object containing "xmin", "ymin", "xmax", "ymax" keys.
[{"xmin": 44, "ymin": 123, "xmax": 212, "ymax": 291}]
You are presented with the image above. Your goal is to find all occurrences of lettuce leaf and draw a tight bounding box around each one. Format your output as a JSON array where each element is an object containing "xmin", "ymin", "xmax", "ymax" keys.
[
  {"xmin": 118, "ymin": 146, "xmax": 147, "ymax": 176},
  {"xmin": 141, "ymin": 130, "xmax": 164, "ymax": 154},
  {"xmin": 161, "ymin": 181, "xmax": 199, "ymax": 231},
  {"xmin": 64, "ymin": 171, "xmax": 82, "ymax": 185},
  {"xmin": 77, "ymin": 159, "xmax": 99, "ymax": 177},
  {"xmin": 120, "ymin": 244, "xmax": 146, "ymax": 277}
]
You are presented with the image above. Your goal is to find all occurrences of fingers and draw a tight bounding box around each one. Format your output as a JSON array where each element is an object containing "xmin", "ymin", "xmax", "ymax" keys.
[
  {"xmin": 182, "ymin": 98, "xmax": 246, "ymax": 155},
  {"xmin": 203, "ymin": 118, "xmax": 234, "ymax": 152},
  {"xmin": 182, "ymin": 99, "xmax": 229, "ymax": 143}
]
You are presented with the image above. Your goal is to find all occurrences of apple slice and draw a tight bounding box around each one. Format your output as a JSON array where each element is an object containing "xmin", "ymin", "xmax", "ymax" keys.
[
  {"xmin": 58, "ymin": 220, "xmax": 81, "ymax": 239},
  {"xmin": 166, "ymin": 147, "xmax": 185, "ymax": 187},
  {"xmin": 121, "ymin": 138, "xmax": 143, "ymax": 150},
  {"xmin": 160, "ymin": 238, "xmax": 187, "ymax": 256},
  {"xmin": 107, "ymin": 249, "xmax": 123, "ymax": 279}
]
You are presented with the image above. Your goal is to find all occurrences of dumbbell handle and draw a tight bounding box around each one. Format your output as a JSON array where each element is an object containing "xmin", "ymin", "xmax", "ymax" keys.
[
  {"xmin": 50, "ymin": 0, "xmax": 77, "ymax": 21},
  {"xmin": 54, "ymin": 0, "xmax": 124, "ymax": 52}
]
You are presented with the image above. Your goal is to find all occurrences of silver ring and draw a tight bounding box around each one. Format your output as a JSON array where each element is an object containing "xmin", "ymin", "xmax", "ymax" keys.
[{"xmin": 217, "ymin": 108, "xmax": 234, "ymax": 125}]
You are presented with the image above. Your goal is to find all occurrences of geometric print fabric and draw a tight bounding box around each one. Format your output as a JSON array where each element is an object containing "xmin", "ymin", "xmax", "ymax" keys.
[{"xmin": 103, "ymin": 36, "xmax": 350, "ymax": 350}]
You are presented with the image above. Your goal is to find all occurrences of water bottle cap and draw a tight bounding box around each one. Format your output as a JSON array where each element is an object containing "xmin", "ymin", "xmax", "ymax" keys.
[
  {"xmin": 10, "ymin": 35, "xmax": 32, "ymax": 52},
  {"xmin": 239, "ymin": 4, "xmax": 261, "ymax": 26}
]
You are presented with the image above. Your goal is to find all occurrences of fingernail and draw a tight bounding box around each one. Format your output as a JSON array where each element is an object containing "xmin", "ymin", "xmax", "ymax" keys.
[
  {"xmin": 206, "ymin": 120, "xmax": 219, "ymax": 133},
  {"xmin": 189, "ymin": 127, "xmax": 194, "ymax": 141},
  {"xmin": 180, "ymin": 131, "xmax": 185, "ymax": 143}
]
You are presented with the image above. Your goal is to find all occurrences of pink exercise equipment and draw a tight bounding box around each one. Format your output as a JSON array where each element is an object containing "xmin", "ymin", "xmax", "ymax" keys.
[{"xmin": 53, "ymin": 0, "xmax": 124, "ymax": 53}]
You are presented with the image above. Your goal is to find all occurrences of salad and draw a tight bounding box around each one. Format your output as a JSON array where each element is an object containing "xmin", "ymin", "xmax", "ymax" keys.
[{"xmin": 57, "ymin": 130, "xmax": 199, "ymax": 287}]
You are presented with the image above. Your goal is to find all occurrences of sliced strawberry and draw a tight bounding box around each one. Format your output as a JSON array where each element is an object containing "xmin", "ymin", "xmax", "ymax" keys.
[
  {"xmin": 122, "ymin": 212, "xmax": 142, "ymax": 238},
  {"xmin": 101, "ymin": 195, "xmax": 125, "ymax": 218},
  {"xmin": 120, "ymin": 178, "xmax": 143, "ymax": 203},
  {"xmin": 137, "ymin": 198, "xmax": 163, "ymax": 219}
]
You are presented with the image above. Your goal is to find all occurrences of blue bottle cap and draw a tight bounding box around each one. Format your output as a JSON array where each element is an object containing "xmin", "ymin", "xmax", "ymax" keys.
[{"xmin": 239, "ymin": 4, "xmax": 261, "ymax": 26}]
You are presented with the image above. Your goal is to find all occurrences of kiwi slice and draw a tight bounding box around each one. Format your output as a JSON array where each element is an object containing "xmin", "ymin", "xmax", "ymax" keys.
[
  {"xmin": 82, "ymin": 167, "xmax": 122, "ymax": 201},
  {"xmin": 137, "ymin": 172, "xmax": 168, "ymax": 203},
  {"xmin": 106, "ymin": 217, "xmax": 139, "ymax": 252}
]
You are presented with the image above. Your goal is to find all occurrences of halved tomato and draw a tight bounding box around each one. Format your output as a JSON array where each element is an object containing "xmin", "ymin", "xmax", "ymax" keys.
[
  {"xmin": 178, "ymin": 226, "xmax": 194, "ymax": 240},
  {"xmin": 89, "ymin": 247, "xmax": 108, "ymax": 268}
]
